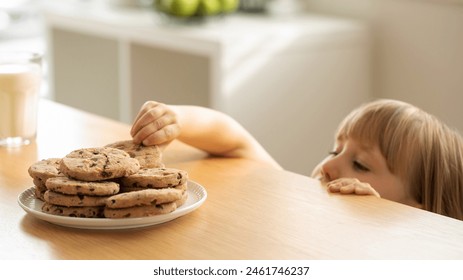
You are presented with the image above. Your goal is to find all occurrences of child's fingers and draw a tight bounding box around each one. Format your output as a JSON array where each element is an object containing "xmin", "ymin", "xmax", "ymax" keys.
[
  {"xmin": 149, "ymin": 113, "xmax": 177, "ymax": 132},
  {"xmin": 140, "ymin": 124, "xmax": 181, "ymax": 146},
  {"xmin": 327, "ymin": 180, "xmax": 353, "ymax": 193},
  {"xmin": 132, "ymin": 101, "xmax": 160, "ymax": 126},
  {"xmin": 339, "ymin": 184, "xmax": 356, "ymax": 194},
  {"xmin": 131, "ymin": 102, "xmax": 167, "ymax": 137},
  {"xmin": 132, "ymin": 113, "xmax": 177, "ymax": 145},
  {"xmin": 326, "ymin": 178, "xmax": 380, "ymax": 197},
  {"xmin": 355, "ymin": 185, "xmax": 381, "ymax": 197}
]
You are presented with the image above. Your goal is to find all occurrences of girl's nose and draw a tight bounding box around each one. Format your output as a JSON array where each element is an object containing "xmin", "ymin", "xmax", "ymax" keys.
[{"xmin": 320, "ymin": 158, "xmax": 339, "ymax": 182}]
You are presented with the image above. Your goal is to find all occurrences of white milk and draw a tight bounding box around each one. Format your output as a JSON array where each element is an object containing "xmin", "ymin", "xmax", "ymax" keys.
[{"xmin": 0, "ymin": 63, "xmax": 41, "ymax": 145}]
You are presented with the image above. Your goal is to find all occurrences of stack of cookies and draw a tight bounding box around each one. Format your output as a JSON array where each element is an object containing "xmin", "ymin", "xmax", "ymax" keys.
[
  {"xmin": 105, "ymin": 167, "xmax": 189, "ymax": 218},
  {"xmin": 28, "ymin": 158, "xmax": 62, "ymax": 201},
  {"xmin": 27, "ymin": 140, "xmax": 189, "ymax": 219},
  {"xmin": 41, "ymin": 176, "xmax": 120, "ymax": 218},
  {"xmin": 33, "ymin": 146, "xmax": 140, "ymax": 218}
]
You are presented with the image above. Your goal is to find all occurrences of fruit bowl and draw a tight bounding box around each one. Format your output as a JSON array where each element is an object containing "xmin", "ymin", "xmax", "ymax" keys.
[{"xmin": 154, "ymin": 0, "xmax": 240, "ymax": 20}]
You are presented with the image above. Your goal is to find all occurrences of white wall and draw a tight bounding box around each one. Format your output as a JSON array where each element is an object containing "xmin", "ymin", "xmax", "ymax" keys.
[{"xmin": 303, "ymin": 0, "xmax": 463, "ymax": 133}]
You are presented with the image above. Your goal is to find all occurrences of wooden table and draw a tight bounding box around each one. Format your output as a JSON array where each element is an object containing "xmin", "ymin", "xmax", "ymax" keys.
[{"xmin": 1, "ymin": 99, "xmax": 463, "ymax": 260}]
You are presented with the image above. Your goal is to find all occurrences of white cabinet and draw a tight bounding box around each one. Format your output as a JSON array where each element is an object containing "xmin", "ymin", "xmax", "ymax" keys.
[{"xmin": 44, "ymin": 3, "xmax": 370, "ymax": 175}]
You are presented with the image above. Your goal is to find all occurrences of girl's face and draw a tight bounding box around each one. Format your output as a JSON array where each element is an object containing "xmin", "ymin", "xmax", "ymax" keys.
[{"xmin": 312, "ymin": 136, "xmax": 420, "ymax": 207}]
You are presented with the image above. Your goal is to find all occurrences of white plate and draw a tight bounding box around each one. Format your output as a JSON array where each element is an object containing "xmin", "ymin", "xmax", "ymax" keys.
[{"xmin": 18, "ymin": 181, "xmax": 207, "ymax": 230}]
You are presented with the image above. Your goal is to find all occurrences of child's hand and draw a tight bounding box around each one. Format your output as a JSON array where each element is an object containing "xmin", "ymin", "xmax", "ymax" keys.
[
  {"xmin": 130, "ymin": 101, "xmax": 180, "ymax": 146},
  {"xmin": 326, "ymin": 178, "xmax": 381, "ymax": 198}
]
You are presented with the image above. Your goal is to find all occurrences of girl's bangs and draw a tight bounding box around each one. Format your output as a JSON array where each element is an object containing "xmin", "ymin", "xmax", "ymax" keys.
[{"xmin": 336, "ymin": 108, "xmax": 385, "ymax": 147}]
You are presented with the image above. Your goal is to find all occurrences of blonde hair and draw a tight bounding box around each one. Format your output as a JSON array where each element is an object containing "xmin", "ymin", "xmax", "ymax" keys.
[{"xmin": 336, "ymin": 99, "xmax": 463, "ymax": 220}]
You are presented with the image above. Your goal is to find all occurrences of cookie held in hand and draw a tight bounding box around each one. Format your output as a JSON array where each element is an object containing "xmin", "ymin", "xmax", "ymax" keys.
[{"xmin": 105, "ymin": 140, "xmax": 164, "ymax": 168}]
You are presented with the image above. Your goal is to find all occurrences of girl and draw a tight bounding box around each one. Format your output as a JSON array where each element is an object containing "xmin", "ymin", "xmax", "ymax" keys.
[{"xmin": 131, "ymin": 99, "xmax": 463, "ymax": 220}]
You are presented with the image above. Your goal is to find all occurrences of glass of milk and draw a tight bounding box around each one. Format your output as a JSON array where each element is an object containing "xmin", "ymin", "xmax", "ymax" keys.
[{"xmin": 0, "ymin": 52, "xmax": 42, "ymax": 147}]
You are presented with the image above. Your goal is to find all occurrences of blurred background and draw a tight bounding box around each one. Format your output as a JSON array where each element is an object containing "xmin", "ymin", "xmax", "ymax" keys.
[{"xmin": 1, "ymin": 0, "xmax": 462, "ymax": 176}]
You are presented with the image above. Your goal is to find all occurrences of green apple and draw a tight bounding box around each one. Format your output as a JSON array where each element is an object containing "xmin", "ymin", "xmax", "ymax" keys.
[
  {"xmin": 170, "ymin": 0, "xmax": 200, "ymax": 17},
  {"xmin": 220, "ymin": 0, "xmax": 239, "ymax": 13},
  {"xmin": 155, "ymin": 0, "xmax": 174, "ymax": 12},
  {"xmin": 199, "ymin": 0, "xmax": 222, "ymax": 16}
]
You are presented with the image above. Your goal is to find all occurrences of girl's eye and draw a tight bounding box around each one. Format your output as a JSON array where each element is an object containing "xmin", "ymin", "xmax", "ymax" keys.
[
  {"xmin": 353, "ymin": 161, "xmax": 369, "ymax": 172},
  {"xmin": 329, "ymin": 151, "xmax": 339, "ymax": 156}
]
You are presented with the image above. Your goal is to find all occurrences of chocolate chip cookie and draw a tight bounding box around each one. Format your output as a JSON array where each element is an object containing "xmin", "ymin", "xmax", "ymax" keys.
[
  {"xmin": 103, "ymin": 202, "xmax": 177, "ymax": 218},
  {"xmin": 42, "ymin": 202, "xmax": 104, "ymax": 218},
  {"xmin": 28, "ymin": 158, "xmax": 63, "ymax": 200},
  {"xmin": 105, "ymin": 140, "xmax": 164, "ymax": 168},
  {"xmin": 45, "ymin": 176, "xmax": 120, "ymax": 196},
  {"xmin": 120, "ymin": 168, "xmax": 188, "ymax": 189},
  {"xmin": 44, "ymin": 190, "xmax": 109, "ymax": 207},
  {"xmin": 106, "ymin": 188, "xmax": 182, "ymax": 209},
  {"xmin": 59, "ymin": 147, "xmax": 140, "ymax": 181}
]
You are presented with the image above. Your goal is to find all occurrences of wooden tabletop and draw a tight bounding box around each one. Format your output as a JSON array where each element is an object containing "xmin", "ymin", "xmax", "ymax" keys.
[{"xmin": 1, "ymin": 99, "xmax": 463, "ymax": 260}]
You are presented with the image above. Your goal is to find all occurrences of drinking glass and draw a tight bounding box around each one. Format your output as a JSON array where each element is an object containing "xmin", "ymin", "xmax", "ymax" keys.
[{"xmin": 0, "ymin": 52, "xmax": 42, "ymax": 147}]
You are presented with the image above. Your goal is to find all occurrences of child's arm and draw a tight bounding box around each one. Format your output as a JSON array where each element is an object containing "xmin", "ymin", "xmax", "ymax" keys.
[{"xmin": 131, "ymin": 101, "xmax": 282, "ymax": 170}]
